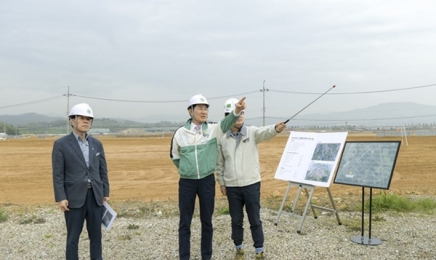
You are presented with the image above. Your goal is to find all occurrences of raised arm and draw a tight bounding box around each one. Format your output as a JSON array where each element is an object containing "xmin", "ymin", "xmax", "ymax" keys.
[{"xmin": 234, "ymin": 97, "xmax": 246, "ymax": 115}]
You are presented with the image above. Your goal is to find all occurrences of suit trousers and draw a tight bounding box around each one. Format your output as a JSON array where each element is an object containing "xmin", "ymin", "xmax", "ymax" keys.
[
  {"xmin": 64, "ymin": 188, "xmax": 104, "ymax": 260},
  {"xmin": 178, "ymin": 174, "xmax": 215, "ymax": 260},
  {"xmin": 227, "ymin": 182, "xmax": 264, "ymax": 249}
]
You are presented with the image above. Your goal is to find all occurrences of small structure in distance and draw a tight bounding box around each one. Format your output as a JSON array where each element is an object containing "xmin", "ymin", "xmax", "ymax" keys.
[{"xmin": 0, "ymin": 133, "xmax": 7, "ymax": 140}]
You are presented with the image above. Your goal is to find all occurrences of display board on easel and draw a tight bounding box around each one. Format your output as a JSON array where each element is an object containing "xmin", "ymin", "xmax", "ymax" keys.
[
  {"xmin": 275, "ymin": 131, "xmax": 348, "ymax": 186},
  {"xmin": 273, "ymin": 131, "xmax": 348, "ymax": 233},
  {"xmin": 334, "ymin": 141, "xmax": 401, "ymax": 189},
  {"xmin": 333, "ymin": 141, "xmax": 401, "ymax": 245}
]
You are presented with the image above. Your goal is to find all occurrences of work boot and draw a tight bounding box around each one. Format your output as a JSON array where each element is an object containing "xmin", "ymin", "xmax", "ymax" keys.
[
  {"xmin": 234, "ymin": 248, "xmax": 245, "ymax": 260},
  {"xmin": 255, "ymin": 251, "xmax": 265, "ymax": 259}
]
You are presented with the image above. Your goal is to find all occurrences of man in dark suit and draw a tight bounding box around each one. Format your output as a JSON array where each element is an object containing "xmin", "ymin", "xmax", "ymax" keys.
[{"xmin": 52, "ymin": 103, "xmax": 110, "ymax": 260}]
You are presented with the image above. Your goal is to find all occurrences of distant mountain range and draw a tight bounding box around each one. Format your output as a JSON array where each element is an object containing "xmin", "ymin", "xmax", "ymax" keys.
[
  {"xmin": 0, "ymin": 113, "xmax": 157, "ymax": 126},
  {"xmin": 1, "ymin": 102, "xmax": 436, "ymax": 127},
  {"xmin": 247, "ymin": 102, "xmax": 436, "ymax": 127},
  {"xmin": 0, "ymin": 113, "xmax": 62, "ymax": 125}
]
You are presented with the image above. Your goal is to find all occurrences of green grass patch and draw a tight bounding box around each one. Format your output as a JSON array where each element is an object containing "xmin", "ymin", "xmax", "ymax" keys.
[
  {"xmin": 19, "ymin": 214, "xmax": 46, "ymax": 225},
  {"xmin": 118, "ymin": 235, "xmax": 132, "ymax": 241},
  {"xmin": 365, "ymin": 192, "xmax": 436, "ymax": 214},
  {"xmin": 216, "ymin": 206, "xmax": 230, "ymax": 215},
  {"xmin": 344, "ymin": 219, "xmax": 363, "ymax": 232},
  {"xmin": 113, "ymin": 199, "xmax": 179, "ymax": 219},
  {"xmin": 127, "ymin": 224, "xmax": 140, "ymax": 230},
  {"xmin": 0, "ymin": 209, "xmax": 8, "ymax": 223}
]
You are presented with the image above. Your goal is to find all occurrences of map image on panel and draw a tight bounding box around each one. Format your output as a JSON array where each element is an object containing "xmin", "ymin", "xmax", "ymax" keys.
[
  {"xmin": 334, "ymin": 141, "xmax": 401, "ymax": 189},
  {"xmin": 311, "ymin": 143, "xmax": 341, "ymax": 161},
  {"xmin": 305, "ymin": 162, "xmax": 334, "ymax": 183}
]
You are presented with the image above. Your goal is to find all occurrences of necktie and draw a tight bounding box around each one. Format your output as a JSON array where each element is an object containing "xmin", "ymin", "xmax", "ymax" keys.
[{"xmin": 195, "ymin": 125, "xmax": 201, "ymax": 133}]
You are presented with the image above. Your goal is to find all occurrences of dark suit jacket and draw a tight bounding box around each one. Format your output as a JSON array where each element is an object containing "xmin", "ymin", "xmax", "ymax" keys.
[{"xmin": 52, "ymin": 132, "xmax": 110, "ymax": 208}]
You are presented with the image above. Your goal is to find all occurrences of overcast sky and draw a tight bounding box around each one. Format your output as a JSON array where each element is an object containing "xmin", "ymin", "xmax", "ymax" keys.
[{"xmin": 1, "ymin": 0, "xmax": 436, "ymax": 124}]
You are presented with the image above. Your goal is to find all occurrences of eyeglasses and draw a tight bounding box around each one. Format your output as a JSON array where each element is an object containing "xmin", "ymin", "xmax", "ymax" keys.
[
  {"xmin": 76, "ymin": 116, "xmax": 93, "ymax": 121},
  {"xmin": 196, "ymin": 107, "xmax": 209, "ymax": 112}
]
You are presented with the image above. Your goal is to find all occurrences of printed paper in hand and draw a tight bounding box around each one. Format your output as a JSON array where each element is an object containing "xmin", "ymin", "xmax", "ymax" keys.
[{"xmin": 102, "ymin": 201, "xmax": 117, "ymax": 231}]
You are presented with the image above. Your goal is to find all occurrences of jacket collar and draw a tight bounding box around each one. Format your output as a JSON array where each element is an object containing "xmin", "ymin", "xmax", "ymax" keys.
[
  {"xmin": 184, "ymin": 118, "xmax": 209, "ymax": 131},
  {"xmin": 225, "ymin": 125, "xmax": 247, "ymax": 138}
]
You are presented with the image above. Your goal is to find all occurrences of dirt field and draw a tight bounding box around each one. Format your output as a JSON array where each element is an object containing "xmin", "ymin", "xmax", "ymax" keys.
[{"xmin": 1, "ymin": 133, "xmax": 435, "ymax": 206}]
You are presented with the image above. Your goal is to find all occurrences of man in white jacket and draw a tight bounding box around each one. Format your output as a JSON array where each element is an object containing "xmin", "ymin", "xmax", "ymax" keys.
[{"xmin": 216, "ymin": 98, "xmax": 286, "ymax": 260}]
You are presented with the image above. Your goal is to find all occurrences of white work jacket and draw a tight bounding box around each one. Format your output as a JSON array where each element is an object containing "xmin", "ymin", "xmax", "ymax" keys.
[{"xmin": 216, "ymin": 124, "xmax": 278, "ymax": 187}]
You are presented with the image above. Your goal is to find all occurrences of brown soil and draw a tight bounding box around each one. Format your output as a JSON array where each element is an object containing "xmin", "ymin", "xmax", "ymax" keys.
[{"xmin": 1, "ymin": 133, "xmax": 435, "ymax": 206}]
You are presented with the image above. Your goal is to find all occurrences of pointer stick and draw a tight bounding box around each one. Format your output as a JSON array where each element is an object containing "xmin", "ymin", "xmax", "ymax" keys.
[{"xmin": 283, "ymin": 85, "xmax": 336, "ymax": 124}]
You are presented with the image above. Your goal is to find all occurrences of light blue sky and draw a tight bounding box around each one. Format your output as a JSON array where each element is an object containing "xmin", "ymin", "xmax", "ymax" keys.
[{"xmin": 1, "ymin": 0, "xmax": 436, "ymax": 123}]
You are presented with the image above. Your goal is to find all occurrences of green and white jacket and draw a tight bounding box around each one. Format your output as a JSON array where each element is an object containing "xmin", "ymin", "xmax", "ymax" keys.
[{"xmin": 170, "ymin": 112, "xmax": 239, "ymax": 180}]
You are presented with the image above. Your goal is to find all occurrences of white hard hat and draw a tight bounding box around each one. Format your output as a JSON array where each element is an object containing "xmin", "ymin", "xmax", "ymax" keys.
[
  {"xmin": 69, "ymin": 103, "xmax": 94, "ymax": 118},
  {"xmin": 187, "ymin": 94, "xmax": 209, "ymax": 109},
  {"xmin": 224, "ymin": 98, "xmax": 239, "ymax": 113}
]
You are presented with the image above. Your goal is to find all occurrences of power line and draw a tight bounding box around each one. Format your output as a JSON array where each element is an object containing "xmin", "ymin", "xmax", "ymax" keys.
[
  {"xmin": 73, "ymin": 83, "xmax": 436, "ymax": 103},
  {"xmin": 248, "ymin": 113, "xmax": 436, "ymax": 123},
  {"xmin": 0, "ymin": 95, "xmax": 64, "ymax": 109},
  {"xmin": 73, "ymin": 91, "xmax": 259, "ymax": 103},
  {"xmin": 2, "ymin": 83, "xmax": 436, "ymax": 109},
  {"xmin": 269, "ymin": 83, "xmax": 436, "ymax": 95},
  {"xmin": 0, "ymin": 91, "xmax": 259, "ymax": 110}
]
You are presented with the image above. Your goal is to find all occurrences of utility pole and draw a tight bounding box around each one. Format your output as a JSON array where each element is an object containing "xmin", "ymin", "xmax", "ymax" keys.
[
  {"xmin": 260, "ymin": 80, "xmax": 269, "ymax": 126},
  {"xmin": 64, "ymin": 86, "xmax": 72, "ymax": 134}
]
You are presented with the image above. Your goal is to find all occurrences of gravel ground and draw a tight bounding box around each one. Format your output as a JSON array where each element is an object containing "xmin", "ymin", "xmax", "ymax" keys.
[{"xmin": 0, "ymin": 202, "xmax": 435, "ymax": 260}]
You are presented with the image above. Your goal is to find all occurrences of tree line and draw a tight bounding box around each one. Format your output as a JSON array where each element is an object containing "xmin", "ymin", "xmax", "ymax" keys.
[{"xmin": 0, "ymin": 119, "xmax": 185, "ymax": 135}]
